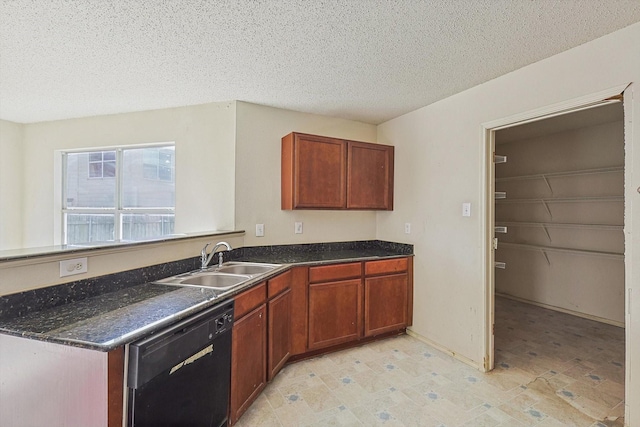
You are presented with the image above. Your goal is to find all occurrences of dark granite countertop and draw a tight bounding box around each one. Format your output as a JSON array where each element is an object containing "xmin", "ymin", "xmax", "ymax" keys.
[
  {"xmin": 0, "ymin": 283, "xmax": 219, "ymax": 349},
  {"xmin": 234, "ymin": 240, "xmax": 411, "ymax": 264},
  {"xmin": 0, "ymin": 240, "xmax": 412, "ymax": 352}
]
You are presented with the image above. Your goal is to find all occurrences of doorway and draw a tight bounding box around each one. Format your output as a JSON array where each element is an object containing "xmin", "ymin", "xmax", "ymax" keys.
[{"xmin": 484, "ymin": 95, "xmax": 626, "ymax": 423}]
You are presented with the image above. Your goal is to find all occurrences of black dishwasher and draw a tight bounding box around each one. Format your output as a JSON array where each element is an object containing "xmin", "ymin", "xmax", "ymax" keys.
[{"xmin": 127, "ymin": 300, "xmax": 234, "ymax": 427}]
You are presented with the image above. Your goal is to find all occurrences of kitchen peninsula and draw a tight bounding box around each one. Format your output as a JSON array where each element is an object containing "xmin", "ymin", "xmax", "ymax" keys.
[{"xmin": 0, "ymin": 239, "xmax": 413, "ymax": 427}]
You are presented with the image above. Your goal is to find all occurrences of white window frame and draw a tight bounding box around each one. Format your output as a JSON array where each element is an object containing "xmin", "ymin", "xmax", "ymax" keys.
[{"xmin": 61, "ymin": 143, "xmax": 175, "ymax": 244}]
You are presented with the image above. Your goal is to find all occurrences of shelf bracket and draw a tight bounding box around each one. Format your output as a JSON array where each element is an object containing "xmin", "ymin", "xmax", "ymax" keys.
[
  {"xmin": 540, "ymin": 249, "xmax": 551, "ymax": 265},
  {"xmin": 541, "ymin": 200, "xmax": 552, "ymax": 219},
  {"xmin": 542, "ymin": 175, "xmax": 553, "ymax": 195},
  {"xmin": 542, "ymin": 224, "xmax": 552, "ymax": 242},
  {"xmin": 494, "ymin": 226, "xmax": 508, "ymax": 234}
]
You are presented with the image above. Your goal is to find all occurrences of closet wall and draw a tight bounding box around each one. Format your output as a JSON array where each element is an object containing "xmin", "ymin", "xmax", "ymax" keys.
[{"xmin": 494, "ymin": 104, "xmax": 624, "ymax": 325}]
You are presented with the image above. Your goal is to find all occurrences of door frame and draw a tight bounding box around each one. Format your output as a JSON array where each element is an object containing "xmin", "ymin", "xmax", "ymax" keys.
[{"xmin": 480, "ymin": 83, "xmax": 629, "ymax": 373}]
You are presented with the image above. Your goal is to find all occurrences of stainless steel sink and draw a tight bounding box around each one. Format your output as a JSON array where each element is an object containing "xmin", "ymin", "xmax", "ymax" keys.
[
  {"xmin": 216, "ymin": 262, "xmax": 280, "ymax": 276},
  {"xmin": 153, "ymin": 271, "xmax": 251, "ymax": 290},
  {"xmin": 152, "ymin": 262, "xmax": 281, "ymax": 291},
  {"xmin": 180, "ymin": 273, "xmax": 251, "ymax": 289}
]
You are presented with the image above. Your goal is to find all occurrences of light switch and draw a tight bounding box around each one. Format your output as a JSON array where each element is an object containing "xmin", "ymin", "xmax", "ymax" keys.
[
  {"xmin": 462, "ymin": 203, "xmax": 471, "ymax": 217},
  {"xmin": 255, "ymin": 223, "xmax": 264, "ymax": 237},
  {"xmin": 295, "ymin": 222, "xmax": 303, "ymax": 234}
]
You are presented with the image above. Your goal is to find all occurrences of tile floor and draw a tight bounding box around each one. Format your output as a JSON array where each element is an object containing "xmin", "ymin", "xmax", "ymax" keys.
[{"xmin": 235, "ymin": 296, "xmax": 626, "ymax": 426}]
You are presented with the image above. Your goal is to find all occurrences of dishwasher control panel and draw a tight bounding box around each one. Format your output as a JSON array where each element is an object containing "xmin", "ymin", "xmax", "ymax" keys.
[{"xmin": 213, "ymin": 312, "xmax": 233, "ymax": 334}]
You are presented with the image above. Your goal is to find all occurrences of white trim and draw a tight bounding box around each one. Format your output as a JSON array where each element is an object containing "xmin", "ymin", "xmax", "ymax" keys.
[
  {"xmin": 481, "ymin": 126, "xmax": 495, "ymax": 373},
  {"xmin": 622, "ymin": 83, "xmax": 635, "ymax": 426},
  {"xmin": 482, "ymin": 84, "xmax": 628, "ymax": 131},
  {"xmin": 406, "ymin": 329, "xmax": 484, "ymax": 371}
]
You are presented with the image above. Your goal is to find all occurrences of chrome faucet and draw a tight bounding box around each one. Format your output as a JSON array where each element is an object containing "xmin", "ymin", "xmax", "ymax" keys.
[{"xmin": 200, "ymin": 241, "xmax": 232, "ymax": 269}]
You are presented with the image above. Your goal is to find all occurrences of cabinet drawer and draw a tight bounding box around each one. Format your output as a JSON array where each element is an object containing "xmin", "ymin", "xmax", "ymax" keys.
[
  {"xmin": 365, "ymin": 258, "xmax": 407, "ymax": 276},
  {"xmin": 309, "ymin": 262, "xmax": 362, "ymax": 283},
  {"xmin": 234, "ymin": 282, "xmax": 267, "ymax": 318},
  {"xmin": 268, "ymin": 270, "xmax": 292, "ymax": 298}
]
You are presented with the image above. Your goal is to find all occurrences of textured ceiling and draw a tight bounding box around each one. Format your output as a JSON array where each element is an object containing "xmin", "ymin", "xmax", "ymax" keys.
[{"xmin": 1, "ymin": 1, "xmax": 639, "ymax": 125}]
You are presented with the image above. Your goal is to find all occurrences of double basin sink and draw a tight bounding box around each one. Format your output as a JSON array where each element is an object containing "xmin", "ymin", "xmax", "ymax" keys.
[{"xmin": 153, "ymin": 262, "xmax": 281, "ymax": 293}]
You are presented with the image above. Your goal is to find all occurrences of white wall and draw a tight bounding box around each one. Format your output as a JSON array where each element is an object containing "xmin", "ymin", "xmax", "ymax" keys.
[
  {"xmin": 0, "ymin": 119, "xmax": 24, "ymax": 250},
  {"xmin": 235, "ymin": 101, "xmax": 379, "ymax": 247},
  {"xmin": 0, "ymin": 334, "xmax": 108, "ymax": 427},
  {"xmin": 377, "ymin": 22, "xmax": 640, "ymax": 425},
  {"xmin": 20, "ymin": 101, "xmax": 236, "ymax": 248}
]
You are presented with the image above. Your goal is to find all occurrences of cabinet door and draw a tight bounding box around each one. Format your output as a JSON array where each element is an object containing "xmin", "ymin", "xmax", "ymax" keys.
[
  {"xmin": 364, "ymin": 273, "xmax": 408, "ymax": 337},
  {"xmin": 290, "ymin": 266, "xmax": 310, "ymax": 356},
  {"xmin": 268, "ymin": 288, "xmax": 291, "ymax": 380},
  {"xmin": 230, "ymin": 304, "xmax": 267, "ymax": 425},
  {"xmin": 347, "ymin": 141, "xmax": 394, "ymax": 210},
  {"xmin": 282, "ymin": 133, "xmax": 347, "ymax": 209},
  {"xmin": 308, "ymin": 279, "xmax": 362, "ymax": 350}
]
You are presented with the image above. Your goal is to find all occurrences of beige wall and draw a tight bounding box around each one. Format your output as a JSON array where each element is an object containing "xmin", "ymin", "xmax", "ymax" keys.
[
  {"xmin": 235, "ymin": 101, "xmax": 379, "ymax": 247},
  {"xmin": 19, "ymin": 101, "xmax": 236, "ymax": 248},
  {"xmin": 0, "ymin": 120, "xmax": 24, "ymax": 250},
  {"xmin": 377, "ymin": 22, "xmax": 640, "ymax": 424}
]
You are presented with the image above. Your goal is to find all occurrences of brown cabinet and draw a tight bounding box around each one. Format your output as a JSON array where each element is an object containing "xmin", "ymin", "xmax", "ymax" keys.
[
  {"xmin": 347, "ymin": 141, "xmax": 394, "ymax": 210},
  {"xmin": 268, "ymin": 288, "xmax": 291, "ymax": 380},
  {"xmin": 230, "ymin": 271, "xmax": 293, "ymax": 424},
  {"xmin": 364, "ymin": 258, "xmax": 409, "ymax": 337},
  {"xmin": 282, "ymin": 133, "xmax": 347, "ymax": 209},
  {"xmin": 230, "ymin": 258, "xmax": 412, "ymax": 425},
  {"xmin": 282, "ymin": 132, "xmax": 394, "ymax": 210},
  {"xmin": 308, "ymin": 262, "xmax": 362, "ymax": 350},
  {"xmin": 267, "ymin": 270, "xmax": 292, "ymax": 381},
  {"xmin": 230, "ymin": 283, "xmax": 267, "ymax": 425}
]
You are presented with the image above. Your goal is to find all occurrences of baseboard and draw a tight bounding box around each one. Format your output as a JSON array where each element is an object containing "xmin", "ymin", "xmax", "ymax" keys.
[
  {"xmin": 495, "ymin": 292, "xmax": 625, "ymax": 328},
  {"xmin": 406, "ymin": 329, "xmax": 484, "ymax": 371}
]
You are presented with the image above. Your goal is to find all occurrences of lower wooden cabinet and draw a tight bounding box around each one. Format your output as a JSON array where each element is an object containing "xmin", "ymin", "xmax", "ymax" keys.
[
  {"xmin": 230, "ymin": 303, "xmax": 267, "ymax": 425},
  {"xmin": 230, "ymin": 271, "xmax": 292, "ymax": 425},
  {"xmin": 364, "ymin": 273, "xmax": 408, "ymax": 337},
  {"xmin": 268, "ymin": 288, "xmax": 291, "ymax": 380},
  {"xmin": 230, "ymin": 257, "xmax": 412, "ymax": 425},
  {"xmin": 308, "ymin": 278, "xmax": 362, "ymax": 350},
  {"xmin": 364, "ymin": 258, "xmax": 410, "ymax": 337}
]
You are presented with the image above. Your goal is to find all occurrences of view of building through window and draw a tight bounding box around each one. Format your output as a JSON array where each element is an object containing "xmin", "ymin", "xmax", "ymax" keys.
[{"xmin": 63, "ymin": 145, "xmax": 175, "ymax": 244}]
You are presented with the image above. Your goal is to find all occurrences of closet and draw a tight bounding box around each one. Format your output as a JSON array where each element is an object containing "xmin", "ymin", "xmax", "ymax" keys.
[{"xmin": 494, "ymin": 102, "xmax": 624, "ymax": 325}]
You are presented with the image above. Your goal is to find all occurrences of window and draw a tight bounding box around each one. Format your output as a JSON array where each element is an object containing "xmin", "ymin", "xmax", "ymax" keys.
[
  {"xmin": 143, "ymin": 147, "xmax": 174, "ymax": 181},
  {"xmin": 88, "ymin": 151, "xmax": 116, "ymax": 178},
  {"xmin": 63, "ymin": 144, "xmax": 175, "ymax": 245}
]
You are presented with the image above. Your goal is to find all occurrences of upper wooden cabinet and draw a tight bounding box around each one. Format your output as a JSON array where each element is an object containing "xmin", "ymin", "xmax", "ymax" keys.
[
  {"xmin": 282, "ymin": 132, "xmax": 394, "ymax": 210},
  {"xmin": 282, "ymin": 133, "xmax": 347, "ymax": 209},
  {"xmin": 347, "ymin": 141, "xmax": 394, "ymax": 210}
]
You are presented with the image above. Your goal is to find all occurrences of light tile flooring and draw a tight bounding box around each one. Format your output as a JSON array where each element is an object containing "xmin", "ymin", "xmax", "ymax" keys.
[{"xmin": 235, "ymin": 297, "xmax": 625, "ymax": 426}]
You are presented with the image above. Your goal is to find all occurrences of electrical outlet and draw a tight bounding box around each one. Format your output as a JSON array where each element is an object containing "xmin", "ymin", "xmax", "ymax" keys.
[
  {"xmin": 60, "ymin": 257, "xmax": 88, "ymax": 278},
  {"xmin": 255, "ymin": 223, "xmax": 264, "ymax": 237},
  {"xmin": 404, "ymin": 223, "xmax": 411, "ymax": 234},
  {"xmin": 295, "ymin": 222, "xmax": 303, "ymax": 234},
  {"xmin": 462, "ymin": 202, "xmax": 471, "ymax": 217}
]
